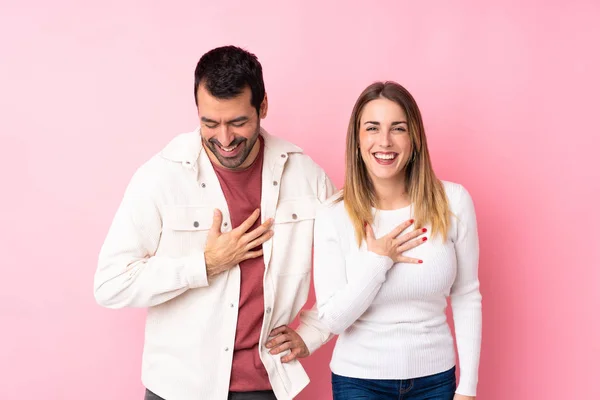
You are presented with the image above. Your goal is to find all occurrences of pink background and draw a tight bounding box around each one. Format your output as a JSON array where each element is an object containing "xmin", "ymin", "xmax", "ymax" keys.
[{"xmin": 1, "ymin": 1, "xmax": 599, "ymax": 399}]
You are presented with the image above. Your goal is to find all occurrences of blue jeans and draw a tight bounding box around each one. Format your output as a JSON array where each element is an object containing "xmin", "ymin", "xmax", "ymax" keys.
[{"xmin": 332, "ymin": 366, "xmax": 456, "ymax": 400}]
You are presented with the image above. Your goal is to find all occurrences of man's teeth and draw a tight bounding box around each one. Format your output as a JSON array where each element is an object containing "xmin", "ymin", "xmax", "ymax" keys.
[
  {"xmin": 374, "ymin": 153, "xmax": 397, "ymax": 160},
  {"xmin": 221, "ymin": 143, "xmax": 239, "ymax": 152}
]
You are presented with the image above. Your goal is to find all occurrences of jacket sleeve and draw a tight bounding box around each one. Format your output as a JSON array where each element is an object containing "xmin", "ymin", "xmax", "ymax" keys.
[{"xmin": 94, "ymin": 164, "xmax": 209, "ymax": 309}]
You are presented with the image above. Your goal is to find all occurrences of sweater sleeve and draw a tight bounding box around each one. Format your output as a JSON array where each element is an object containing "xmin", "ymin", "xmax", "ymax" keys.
[
  {"xmin": 450, "ymin": 185, "xmax": 483, "ymax": 396},
  {"xmin": 313, "ymin": 206, "xmax": 394, "ymax": 335},
  {"xmin": 94, "ymin": 164, "xmax": 209, "ymax": 309}
]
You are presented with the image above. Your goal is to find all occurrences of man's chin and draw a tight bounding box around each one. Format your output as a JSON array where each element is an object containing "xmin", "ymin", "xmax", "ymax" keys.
[
  {"xmin": 213, "ymin": 151, "xmax": 248, "ymax": 169},
  {"xmin": 205, "ymin": 145, "xmax": 239, "ymax": 168},
  {"xmin": 217, "ymin": 157, "xmax": 244, "ymax": 169}
]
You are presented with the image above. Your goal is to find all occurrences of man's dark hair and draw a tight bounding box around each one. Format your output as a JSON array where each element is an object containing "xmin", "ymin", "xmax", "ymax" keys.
[{"xmin": 194, "ymin": 46, "xmax": 265, "ymax": 114}]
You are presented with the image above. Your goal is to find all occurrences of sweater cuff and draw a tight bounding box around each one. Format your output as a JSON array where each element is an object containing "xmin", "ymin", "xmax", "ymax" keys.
[
  {"xmin": 456, "ymin": 377, "xmax": 477, "ymax": 397},
  {"xmin": 183, "ymin": 255, "xmax": 209, "ymax": 288}
]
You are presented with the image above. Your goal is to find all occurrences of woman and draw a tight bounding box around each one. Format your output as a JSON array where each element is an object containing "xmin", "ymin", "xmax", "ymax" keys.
[{"xmin": 313, "ymin": 81, "xmax": 482, "ymax": 400}]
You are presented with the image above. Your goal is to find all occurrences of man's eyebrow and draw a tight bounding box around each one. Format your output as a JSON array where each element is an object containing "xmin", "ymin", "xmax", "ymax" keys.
[
  {"xmin": 226, "ymin": 116, "xmax": 249, "ymax": 124},
  {"xmin": 201, "ymin": 117, "xmax": 218, "ymax": 124}
]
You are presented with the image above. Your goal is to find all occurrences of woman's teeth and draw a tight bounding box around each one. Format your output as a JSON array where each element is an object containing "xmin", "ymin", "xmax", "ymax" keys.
[{"xmin": 374, "ymin": 152, "xmax": 397, "ymax": 160}]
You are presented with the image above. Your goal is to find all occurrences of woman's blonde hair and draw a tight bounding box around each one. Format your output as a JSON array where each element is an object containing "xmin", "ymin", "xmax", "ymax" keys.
[{"xmin": 339, "ymin": 81, "xmax": 450, "ymax": 245}]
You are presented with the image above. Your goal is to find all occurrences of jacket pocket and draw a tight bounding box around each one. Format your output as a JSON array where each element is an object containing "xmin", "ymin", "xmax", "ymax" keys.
[
  {"xmin": 271, "ymin": 198, "xmax": 317, "ymax": 276},
  {"xmin": 160, "ymin": 206, "xmax": 213, "ymax": 256},
  {"xmin": 274, "ymin": 197, "xmax": 317, "ymax": 224},
  {"xmin": 163, "ymin": 205, "xmax": 213, "ymax": 231}
]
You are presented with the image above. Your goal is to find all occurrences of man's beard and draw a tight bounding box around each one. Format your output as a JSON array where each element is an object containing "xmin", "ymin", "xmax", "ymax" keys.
[{"xmin": 204, "ymin": 125, "xmax": 261, "ymax": 170}]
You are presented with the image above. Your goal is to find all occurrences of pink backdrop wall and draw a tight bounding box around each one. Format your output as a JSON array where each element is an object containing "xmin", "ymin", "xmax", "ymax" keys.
[{"xmin": 1, "ymin": 1, "xmax": 599, "ymax": 399}]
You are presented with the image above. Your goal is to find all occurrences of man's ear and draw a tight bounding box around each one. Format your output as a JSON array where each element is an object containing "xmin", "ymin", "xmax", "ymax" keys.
[{"xmin": 259, "ymin": 93, "xmax": 268, "ymax": 119}]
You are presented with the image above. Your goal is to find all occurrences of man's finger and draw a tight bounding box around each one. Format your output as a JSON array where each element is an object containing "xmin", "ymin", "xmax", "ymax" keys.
[
  {"xmin": 269, "ymin": 342, "xmax": 292, "ymax": 355},
  {"xmin": 235, "ymin": 209, "xmax": 261, "ymax": 235},
  {"xmin": 281, "ymin": 348, "xmax": 301, "ymax": 363},
  {"xmin": 242, "ymin": 249, "xmax": 263, "ymax": 261},
  {"xmin": 269, "ymin": 326, "xmax": 289, "ymax": 337},
  {"xmin": 209, "ymin": 209, "xmax": 223, "ymax": 236},
  {"xmin": 266, "ymin": 331, "xmax": 290, "ymax": 348},
  {"xmin": 243, "ymin": 218, "xmax": 274, "ymax": 243},
  {"xmin": 245, "ymin": 230, "xmax": 274, "ymax": 251},
  {"xmin": 266, "ymin": 333, "xmax": 290, "ymax": 349}
]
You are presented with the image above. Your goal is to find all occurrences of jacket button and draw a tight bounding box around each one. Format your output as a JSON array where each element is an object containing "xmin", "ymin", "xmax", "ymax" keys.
[
  {"xmin": 223, "ymin": 222, "xmax": 228, "ymax": 227},
  {"xmin": 193, "ymin": 221, "xmax": 199, "ymax": 228},
  {"xmin": 281, "ymin": 154, "xmax": 286, "ymax": 158},
  {"xmin": 272, "ymin": 181, "xmax": 278, "ymax": 186},
  {"xmin": 266, "ymin": 307, "xmax": 272, "ymax": 314},
  {"xmin": 225, "ymin": 347, "xmax": 229, "ymax": 351},
  {"xmin": 292, "ymin": 213, "xmax": 297, "ymax": 220},
  {"xmin": 201, "ymin": 183, "xmax": 206, "ymax": 188}
]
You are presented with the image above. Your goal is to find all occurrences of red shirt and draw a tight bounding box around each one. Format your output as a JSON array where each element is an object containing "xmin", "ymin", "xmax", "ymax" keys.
[{"xmin": 212, "ymin": 137, "xmax": 271, "ymax": 391}]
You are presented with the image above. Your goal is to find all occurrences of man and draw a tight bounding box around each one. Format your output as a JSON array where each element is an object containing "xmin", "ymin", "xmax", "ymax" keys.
[{"xmin": 94, "ymin": 46, "xmax": 335, "ymax": 400}]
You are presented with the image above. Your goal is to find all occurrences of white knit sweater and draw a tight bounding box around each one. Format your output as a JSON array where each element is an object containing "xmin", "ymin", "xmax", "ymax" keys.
[{"xmin": 313, "ymin": 181, "xmax": 482, "ymax": 396}]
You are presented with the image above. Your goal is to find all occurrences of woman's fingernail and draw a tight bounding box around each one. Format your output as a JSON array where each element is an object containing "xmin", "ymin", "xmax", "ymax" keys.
[
  {"xmin": 422, "ymin": 237, "xmax": 427, "ymax": 242},
  {"xmin": 418, "ymin": 260, "xmax": 423, "ymax": 264},
  {"xmin": 422, "ymin": 228, "xmax": 427, "ymax": 233},
  {"xmin": 410, "ymin": 219, "xmax": 415, "ymax": 224}
]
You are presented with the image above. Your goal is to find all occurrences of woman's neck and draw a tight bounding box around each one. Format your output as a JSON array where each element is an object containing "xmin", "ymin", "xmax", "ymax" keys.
[{"xmin": 372, "ymin": 177, "xmax": 410, "ymax": 210}]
